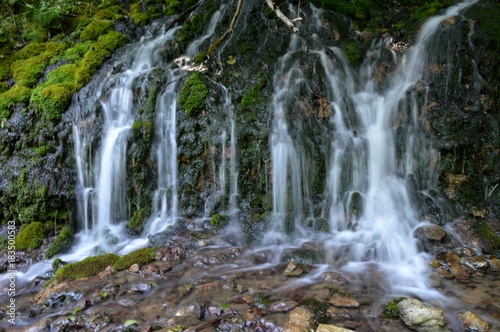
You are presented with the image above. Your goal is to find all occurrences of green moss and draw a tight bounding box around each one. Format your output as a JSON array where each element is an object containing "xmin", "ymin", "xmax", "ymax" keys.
[
  {"xmin": 62, "ymin": 41, "xmax": 94, "ymax": 63},
  {"xmin": 75, "ymin": 31, "xmax": 127, "ymax": 85},
  {"xmin": 210, "ymin": 213, "xmax": 229, "ymax": 230},
  {"xmin": 15, "ymin": 222, "xmax": 47, "ymax": 250},
  {"xmin": 23, "ymin": 28, "xmax": 48, "ymax": 43},
  {"xmin": 410, "ymin": 0, "xmax": 452, "ymax": 22},
  {"xmin": 80, "ymin": 20, "xmax": 114, "ymax": 42},
  {"xmin": 241, "ymin": 79, "xmax": 267, "ymax": 107},
  {"xmin": 383, "ymin": 298, "xmax": 405, "ymax": 319},
  {"xmin": 0, "ymin": 85, "xmax": 32, "ymax": 120},
  {"xmin": 52, "ymin": 258, "xmax": 66, "ymax": 272},
  {"xmin": 194, "ymin": 52, "xmax": 207, "ymax": 63},
  {"xmin": 45, "ymin": 226, "xmax": 75, "ymax": 259},
  {"xmin": 30, "ymin": 83, "xmax": 77, "ymax": 121},
  {"xmin": 344, "ymin": 42, "xmax": 363, "ymax": 66},
  {"xmin": 473, "ymin": 221, "xmax": 500, "ymax": 256},
  {"xmin": 165, "ymin": 0, "xmax": 182, "ymax": 16},
  {"xmin": 46, "ymin": 64, "xmax": 78, "ymax": 85},
  {"xmin": 54, "ymin": 253, "xmax": 120, "ymax": 282},
  {"xmin": 130, "ymin": 3, "xmax": 162, "ymax": 26},
  {"xmin": 113, "ymin": 247, "xmax": 156, "ymax": 271},
  {"xmin": 12, "ymin": 56, "xmax": 48, "ymax": 88},
  {"xmin": 0, "ymin": 56, "xmax": 14, "ymax": 80},
  {"xmin": 177, "ymin": 14, "xmax": 204, "ymax": 42},
  {"xmin": 127, "ymin": 208, "xmax": 151, "ymax": 235},
  {"xmin": 466, "ymin": 2, "xmax": 500, "ymax": 43},
  {"xmin": 12, "ymin": 42, "xmax": 66, "ymax": 87},
  {"xmin": 302, "ymin": 298, "xmax": 330, "ymax": 324},
  {"xmin": 177, "ymin": 72, "xmax": 208, "ymax": 116},
  {"xmin": 93, "ymin": 6, "xmax": 125, "ymax": 20}
]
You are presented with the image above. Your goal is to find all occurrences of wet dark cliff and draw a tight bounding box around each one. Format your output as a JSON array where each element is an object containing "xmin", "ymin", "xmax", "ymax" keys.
[{"xmin": 0, "ymin": 0, "xmax": 499, "ymax": 251}]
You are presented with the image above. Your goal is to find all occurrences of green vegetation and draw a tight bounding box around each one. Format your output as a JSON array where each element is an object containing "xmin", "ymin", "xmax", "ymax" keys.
[
  {"xmin": 15, "ymin": 222, "xmax": 47, "ymax": 250},
  {"xmin": 54, "ymin": 253, "xmax": 119, "ymax": 282},
  {"xmin": 0, "ymin": 85, "xmax": 32, "ymax": 120},
  {"xmin": 473, "ymin": 221, "xmax": 500, "ymax": 256},
  {"xmin": 177, "ymin": 72, "xmax": 208, "ymax": 116},
  {"xmin": 410, "ymin": 0, "xmax": 452, "ymax": 22},
  {"xmin": 465, "ymin": 1, "xmax": 500, "ymax": 44},
  {"xmin": 45, "ymin": 226, "xmax": 75, "ymax": 258},
  {"xmin": 241, "ymin": 79, "xmax": 267, "ymax": 107},
  {"xmin": 52, "ymin": 257, "xmax": 65, "ymax": 272},
  {"xmin": 127, "ymin": 208, "xmax": 151, "ymax": 235},
  {"xmin": 344, "ymin": 42, "xmax": 363, "ymax": 66},
  {"xmin": 383, "ymin": 298, "xmax": 405, "ymax": 318},
  {"xmin": 80, "ymin": 19, "xmax": 114, "ymax": 42},
  {"xmin": 113, "ymin": 247, "xmax": 156, "ymax": 271},
  {"xmin": 210, "ymin": 212, "xmax": 229, "ymax": 230}
]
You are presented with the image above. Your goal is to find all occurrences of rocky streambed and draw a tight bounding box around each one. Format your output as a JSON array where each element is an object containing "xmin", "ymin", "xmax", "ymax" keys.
[{"xmin": 1, "ymin": 219, "xmax": 499, "ymax": 332}]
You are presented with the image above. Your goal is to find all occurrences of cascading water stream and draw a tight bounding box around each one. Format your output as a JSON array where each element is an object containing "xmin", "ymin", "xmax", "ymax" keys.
[
  {"xmin": 147, "ymin": 73, "xmax": 182, "ymax": 235},
  {"xmin": 73, "ymin": 26, "xmax": 181, "ymax": 254},
  {"xmin": 266, "ymin": 0, "xmax": 478, "ymax": 292}
]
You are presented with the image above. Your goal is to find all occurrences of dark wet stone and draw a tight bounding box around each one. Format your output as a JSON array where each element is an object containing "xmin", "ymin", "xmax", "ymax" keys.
[{"xmin": 44, "ymin": 291, "xmax": 82, "ymax": 309}]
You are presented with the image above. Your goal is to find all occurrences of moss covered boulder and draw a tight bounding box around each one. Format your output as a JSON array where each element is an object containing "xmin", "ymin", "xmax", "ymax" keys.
[
  {"xmin": 45, "ymin": 226, "xmax": 75, "ymax": 259},
  {"xmin": 177, "ymin": 72, "xmax": 208, "ymax": 116},
  {"xmin": 54, "ymin": 253, "xmax": 119, "ymax": 282},
  {"xmin": 113, "ymin": 247, "xmax": 156, "ymax": 271},
  {"xmin": 15, "ymin": 222, "xmax": 47, "ymax": 251}
]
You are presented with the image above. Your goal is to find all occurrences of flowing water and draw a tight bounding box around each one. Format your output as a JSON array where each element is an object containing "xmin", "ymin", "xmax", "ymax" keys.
[
  {"xmin": 72, "ymin": 25, "xmax": 181, "ymax": 254},
  {"xmin": 264, "ymin": 0, "xmax": 479, "ymax": 295},
  {"xmin": 1, "ymin": 2, "xmax": 486, "ymax": 329}
]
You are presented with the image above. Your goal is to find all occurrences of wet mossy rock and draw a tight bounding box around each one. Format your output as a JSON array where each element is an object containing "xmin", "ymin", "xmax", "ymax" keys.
[
  {"xmin": 210, "ymin": 213, "xmax": 229, "ymax": 230},
  {"xmin": 45, "ymin": 226, "xmax": 75, "ymax": 259},
  {"xmin": 241, "ymin": 79, "xmax": 267, "ymax": 108},
  {"xmin": 54, "ymin": 253, "xmax": 119, "ymax": 282},
  {"xmin": 113, "ymin": 247, "xmax": 156, "ymax": 271},
  {"xmin": 473, "ymin": 221, "xmax": 500, "ymax": 257},
  {"xmin": 127, "ymin": 208, "xmax": 151, "ymax": 235},
  {"xmin": 79, "ymin": 20, "xmax": 114, "ymax": 42},
  {"xmin": 178, "ymin": 72, "xmax": 208, "ymax": 116},
  {"xmin": 15, "ymin": 222, "xmax": 47, "ymax": 251}
]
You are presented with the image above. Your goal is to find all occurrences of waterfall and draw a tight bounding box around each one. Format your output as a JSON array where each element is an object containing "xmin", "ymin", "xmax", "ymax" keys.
[
  {"xmin": 73, "ymin": 25, "xmax": 181, "ymax": 253},
  {"xmin": 266, "ymin": 0, "xmax": 478, "ymax": 288},
  {"xmin": 147, "ymin": 72, "xmax": 182, "ymax": 235}
]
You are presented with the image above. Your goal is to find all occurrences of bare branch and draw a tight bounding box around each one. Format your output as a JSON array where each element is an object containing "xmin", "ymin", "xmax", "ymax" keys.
[
  {"xmin": 207, "ymin": 0, "xmax": 244, "ymax": 57},
  {"xmin": 265, "ymin": 0, "xmax": 301, "ymax": 33}
]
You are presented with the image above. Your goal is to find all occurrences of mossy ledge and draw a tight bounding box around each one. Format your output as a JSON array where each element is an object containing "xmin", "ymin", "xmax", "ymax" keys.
[
  {"xmin": 177, "ymin": 72, "xmax": 208, "ymax": 116},
  {"xmin": 54, "ymin": 253, "xmax": 119, "ymax": 282},
  {"xmin": 15, "ymin": 222, "xmax": 47, "ymax": 251},
  {"xmin": 45, "ymin": 226, "xmax": 75, "ymax": 259},
  {"xmin": 113, "ymin": 247, "xmax": 156, "ymax": 271}
]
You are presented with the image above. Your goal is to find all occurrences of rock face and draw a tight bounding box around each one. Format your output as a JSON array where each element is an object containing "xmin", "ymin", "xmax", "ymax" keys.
[{"xmin": 397, "ymin": 298, "xmax": 449, "ymax": 332}]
